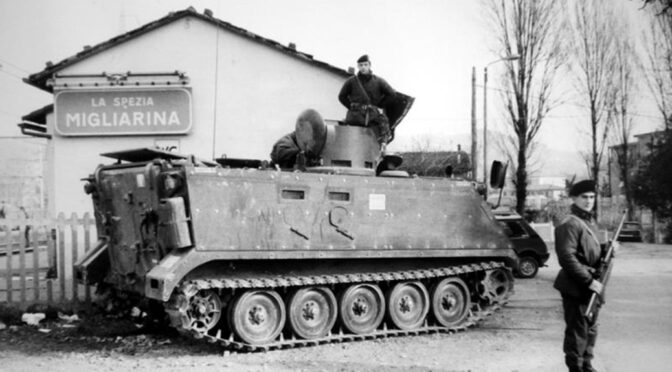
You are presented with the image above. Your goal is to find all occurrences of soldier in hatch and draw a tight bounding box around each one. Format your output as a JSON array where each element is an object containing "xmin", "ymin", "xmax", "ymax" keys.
[
  {"xmin": 270, "ymin": 109, "xmax": 326, "ymax": 169},
  {"xmin": 338, "ymin": 54, "xmax": 395, "ymax": 145}
]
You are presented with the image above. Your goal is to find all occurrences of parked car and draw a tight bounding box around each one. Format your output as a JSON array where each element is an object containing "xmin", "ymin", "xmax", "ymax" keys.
[
  {"xmin": 494, "ymin": 211, "xmax": 550, "ymax": 278},
  {"xmin": 618, "ymin": 221, "xmax": 643, "ymax": 242}
]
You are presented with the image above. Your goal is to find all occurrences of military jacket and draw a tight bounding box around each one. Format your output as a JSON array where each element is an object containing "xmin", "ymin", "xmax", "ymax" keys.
[
  {"xmin": 338, "ymin": 73, "xmax": 395, "ymax": 109},
  {"xmin": 553, "ymin": 205, "xmax": 603, "ymax": 300},
  {"xmin": 270, "ymin": 132, "xmax": 320, "ymax": 169}
]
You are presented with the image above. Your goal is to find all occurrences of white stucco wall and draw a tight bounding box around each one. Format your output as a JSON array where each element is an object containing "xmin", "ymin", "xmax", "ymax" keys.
[{"xmin": 45, "ymin": 15, "xmax": 349, "ymax": 216}]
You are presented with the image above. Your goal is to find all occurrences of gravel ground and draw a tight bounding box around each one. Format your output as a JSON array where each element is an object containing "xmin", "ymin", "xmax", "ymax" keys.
[{"xmin": 1, "ymin": 242, "xmax": 671, "ymax": 372}]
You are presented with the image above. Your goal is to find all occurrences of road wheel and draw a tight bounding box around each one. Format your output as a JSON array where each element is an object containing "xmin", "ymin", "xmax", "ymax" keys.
[
  {"xmin": 338, "ymin": 283, "xmax": 385, "ymax": 334},
  {"xmin": 186, "ymin": 289, "xmax": 222, "ymax": 334},
  {"xmin": 386, "ymin": 281, "xmax": 429, "ymax": 330},
  {"xmin": 478, "ymin": 268, "xmax": 514, "ymax": 303},
  {"xmin": 287, "ymin": 286, "xmax": 337, "ymax": 339},
  {"xmin": 229, "ymin": 289, "xmax": 285, "ymax": 345},
  {"xmin": 517, "ymin": 256, "xmax": 539, "ymax": 278},
  {"xmin": 431, "ymin": 277, "xmax": 471, "ymax": 328}
]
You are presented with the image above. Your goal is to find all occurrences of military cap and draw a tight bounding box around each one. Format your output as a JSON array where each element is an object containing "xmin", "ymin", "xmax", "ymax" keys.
[
  {"xmin": 569, "ymin": 179, "xmax": 596, "ymax": 196},
  {"xmin": 357, "ymin": 54, "xmax": 370, "ymax": 63}
]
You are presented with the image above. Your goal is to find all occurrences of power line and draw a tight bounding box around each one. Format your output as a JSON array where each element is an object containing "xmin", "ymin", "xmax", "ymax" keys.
[
  {"xmin": 568, "ymin": 102, "xmax": 663, "ymax": 120},
  {"xmin": 475, "ymin": 84, "xmax": 515, "ymax": 94},
  {"xmin": 479, "ymin": 86, "xmax": 665, "ymax": 120},
  {"xmin": 0, "ymin": 58, "xmax": 30, "ymax": 73},
  {"xmin": 546, "ymin": 114, "xmax": 590, "ymax": 119},
  {"xmin": 411, "ymin": 117, "xmax": 471, "ymax": 122},
  {"xmin": 630, "ymin": 112, "xmax": 663, "ymax": 119},
  {"xmin": 0, "ymin": 68, "xmax": 24, "ymax": 80}
]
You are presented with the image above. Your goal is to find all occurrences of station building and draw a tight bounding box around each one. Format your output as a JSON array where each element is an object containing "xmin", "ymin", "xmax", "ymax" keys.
[{"xmin": 19, "ymin": 7, "xmax": 351, "ymax": 218}]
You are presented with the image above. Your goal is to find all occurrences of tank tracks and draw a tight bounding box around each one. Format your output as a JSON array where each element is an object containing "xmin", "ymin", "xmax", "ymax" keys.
[{"xmin": 164, "ymin": 261, "xmax": 512, "ymax": 352}]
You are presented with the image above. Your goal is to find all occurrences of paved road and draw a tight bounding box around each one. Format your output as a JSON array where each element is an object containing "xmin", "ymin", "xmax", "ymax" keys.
[
  {"xmin": 486, "ymin": 242, "xmax": 672, "ymax": 372},
  {"xmin": 596, "ymin": 243, "xmax": 672, "ymax": 372},
  {"xmin": 1, "ymin": 243, "xmax": 671, "ymax": 372}
]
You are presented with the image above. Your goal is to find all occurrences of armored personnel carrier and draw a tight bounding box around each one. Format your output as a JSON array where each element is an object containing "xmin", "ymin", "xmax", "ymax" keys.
[{"xmin": 76, "ymin": 102, "xmax": 517, "ymax": 351}]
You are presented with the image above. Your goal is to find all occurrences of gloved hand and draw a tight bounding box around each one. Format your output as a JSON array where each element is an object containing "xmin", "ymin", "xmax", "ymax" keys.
[{"xmin": 589, "ymin": 279, "xmax": 603, "ymax": 295}]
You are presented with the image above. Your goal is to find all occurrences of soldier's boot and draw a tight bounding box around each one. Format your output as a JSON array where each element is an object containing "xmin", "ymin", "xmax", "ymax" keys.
[
  {"xmin": 376, "ymin": 123, "xmax": 391, "ymax": 145},
  {"xmin": 565, "ymin": 357, "xmax": 583, "ymax": 372},
  {"xmin": 565, "ymin": 354, "xmax": 583, "ymax": 372},
  {"xmin": 582, "ymin": 354, "xmax": 597, "ymax": 371},
  {"xmin": 583, "ymin": 322, "xmax": 598, "ymax": 372},
  {"xmin": 370, "ymin": 112, "xmax": 391, "ymax": 145}
]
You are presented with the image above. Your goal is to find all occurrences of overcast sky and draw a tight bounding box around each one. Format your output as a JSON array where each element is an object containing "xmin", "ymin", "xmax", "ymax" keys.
[{"xmin": 0, "ymin": 0, "xmax": 663, "ymax": 161}]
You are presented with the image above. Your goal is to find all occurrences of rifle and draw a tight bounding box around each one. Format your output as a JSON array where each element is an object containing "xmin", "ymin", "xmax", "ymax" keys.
[{"xmin": 584, "ymin": 211, "xmax": 628, "ymax": 322}]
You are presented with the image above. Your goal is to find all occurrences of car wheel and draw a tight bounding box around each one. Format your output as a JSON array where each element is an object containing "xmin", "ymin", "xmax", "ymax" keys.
[{"xmin": 517, "ymin": 256, "xmax": 539, "ymax": 278}]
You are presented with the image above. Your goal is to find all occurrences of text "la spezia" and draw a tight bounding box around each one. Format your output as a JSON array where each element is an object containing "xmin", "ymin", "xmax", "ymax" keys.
[{"xmin": 91, "ymin": 96, "xmax": 155, "ymax": 109}]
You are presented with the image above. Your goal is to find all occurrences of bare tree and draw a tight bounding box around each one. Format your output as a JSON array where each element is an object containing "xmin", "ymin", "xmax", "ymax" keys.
[
  {"xmin": 643, "ymin": 0, "xmax": 672, "ymax": 17},
  {"xmin": 640, "ymin": 2, "xmax": 672, "ymax": 131},
  {"xmin": 483, "ymin": 0, "xmax": 567, "ymax": 214},
  {"xmin": 636, "ymin": 0, "xmax": 672, "ymax": 241},
  {"xmin": 494, "ymin": 131, "xmax": 541, "ymax": 188},
  {"xmin": 608, "ymin": 19, "xmax": 638, "ymax": 220},
  {"xmin": 568, "ymin": 0, "xmax": 619, "ymax": 218}
]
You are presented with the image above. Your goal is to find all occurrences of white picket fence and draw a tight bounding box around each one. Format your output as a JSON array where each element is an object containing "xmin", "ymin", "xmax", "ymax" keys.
[{"xmin": 0, "ymin": 213, "xmax": 98, "ymax": 308}]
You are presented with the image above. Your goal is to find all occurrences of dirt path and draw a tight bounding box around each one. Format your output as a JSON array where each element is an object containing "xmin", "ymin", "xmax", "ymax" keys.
[{"xmin": 1, "ymin": 243, "xmax": 671, "ymax": 372}]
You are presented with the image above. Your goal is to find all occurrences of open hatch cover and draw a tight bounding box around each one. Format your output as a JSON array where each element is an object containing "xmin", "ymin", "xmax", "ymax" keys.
[{"xmin": 100, "ymin": 147, "xmax": 217, "ymax": 166}]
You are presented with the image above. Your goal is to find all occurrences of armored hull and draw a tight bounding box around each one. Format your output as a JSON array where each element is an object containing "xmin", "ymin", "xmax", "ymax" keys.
[{"xmin": 76, "ymin": 125, "xmax": 517, "ymax": 351}]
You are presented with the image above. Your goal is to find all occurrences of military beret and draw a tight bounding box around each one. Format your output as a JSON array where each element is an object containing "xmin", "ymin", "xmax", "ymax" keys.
[
  {"xmin": 357, "ymin": 54, "xmax": 370, "ymax": 63},
  {"xmin": 569, "ymin": 179, "xmax": 596, "ymax": 196}
]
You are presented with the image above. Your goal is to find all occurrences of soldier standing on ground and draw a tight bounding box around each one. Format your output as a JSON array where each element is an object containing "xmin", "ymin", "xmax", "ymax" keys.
[
  {"xmin": 338, "ymin": 54, "xmax": 395, "ymax": 145},
  {"xmin": 553, "ymin": 180, "xmax": 618, "ymax": 372}
]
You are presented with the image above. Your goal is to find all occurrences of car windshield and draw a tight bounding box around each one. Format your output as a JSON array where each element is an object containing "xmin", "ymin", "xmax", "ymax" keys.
[{"xmin": 497, "ymin": 220, "xmax": 527, "ymax": 238}]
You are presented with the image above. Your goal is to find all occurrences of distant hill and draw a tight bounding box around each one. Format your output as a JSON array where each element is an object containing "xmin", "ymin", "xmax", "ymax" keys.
[{"xmin": 531, "ymin": 143, "xmax": 589, "ymax": 179}]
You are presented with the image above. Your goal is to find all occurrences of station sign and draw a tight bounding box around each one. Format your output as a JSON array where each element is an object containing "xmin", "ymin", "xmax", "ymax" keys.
[{"xmin": 54, "ymin": 88, "xmax": 192, "ymax": 136}]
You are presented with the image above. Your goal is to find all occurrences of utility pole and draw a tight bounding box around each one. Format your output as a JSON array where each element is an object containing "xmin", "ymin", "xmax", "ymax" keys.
[
  {"xmin": 483, "ymin": 66, "xmax": 488, "ymax": 190},
  {"xmin": 483, "ymin": 55, "xmax": 520, "ymax": 194},
  {"xmin": 471, "ymin": 66, "xmax": 477, "ymax": 180}
]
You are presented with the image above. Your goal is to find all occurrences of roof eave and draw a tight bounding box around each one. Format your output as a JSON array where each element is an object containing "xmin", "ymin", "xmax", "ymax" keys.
[{"xmin": 25, "ymin": 8, "xmax": 350, "ymax": 93}]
